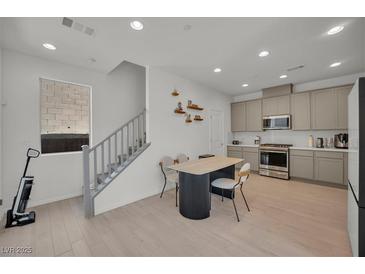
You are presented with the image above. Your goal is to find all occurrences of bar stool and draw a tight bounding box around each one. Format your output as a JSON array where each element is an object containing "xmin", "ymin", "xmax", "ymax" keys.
[
  {"xmin": 159, "ymin": 156, "xmax": 179, "ymax": 207},
  {"xmin": 211, "ymin": 163, "xmax": 251, "ymax": 222},
  {"xmin": 176, "ymin": 153, "xmax": 189, "ymax": 164}
]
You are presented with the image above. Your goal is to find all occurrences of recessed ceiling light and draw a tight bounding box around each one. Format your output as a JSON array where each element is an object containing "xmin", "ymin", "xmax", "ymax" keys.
[
  {"xmin": 279, "ymin": 74, "xmax": 288, "ymax": 79},
  {"xmin": 330, "ymin": 62, "xmax": 342, "ymax": 68},
  {"xmin": 42, "ymin": 43, "xmax": 56, "ymax": 50},
  {"xmin": 242, "ymin": 84, "xmax": 248, "ymax": 87},
  {"xmin": 214, "ymin": 68, "xmax": 222, "ymax": 73},
  {"xmin": 258, "ymin": 50, "xmax": 270, "ymax": 57},
  {"xmin": 130, "ymin": 20, "xmax": 144, "ymax": 31},
  {"xmin": 327, "ymin": 25, "xmax": 344, "ymax": 35}
]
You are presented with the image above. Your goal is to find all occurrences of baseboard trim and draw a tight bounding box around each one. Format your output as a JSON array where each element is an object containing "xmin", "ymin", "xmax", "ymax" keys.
[
  {"xmin": 28, "ymin": 191, "xmax": 82, "ymax": 208},
  {"xmin": 94, "ymin": 185, "xmax": 175, "ymax": 215}
]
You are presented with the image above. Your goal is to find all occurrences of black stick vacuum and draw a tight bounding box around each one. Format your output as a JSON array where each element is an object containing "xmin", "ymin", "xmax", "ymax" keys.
[{"xmin": 5, "ymin": 148, "xmax": 40, "ymax": 228}]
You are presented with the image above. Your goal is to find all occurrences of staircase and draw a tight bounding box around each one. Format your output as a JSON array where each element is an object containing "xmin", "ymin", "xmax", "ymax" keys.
[{"xmin": 82, "ymin": 109, "xmax": 150, "ymax": 217}]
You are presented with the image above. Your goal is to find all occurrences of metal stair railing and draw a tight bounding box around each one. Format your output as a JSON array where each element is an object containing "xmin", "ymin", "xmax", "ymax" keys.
[{"xmin": 82, "ymin": 109, "xmax": 150, "ymax": 217}]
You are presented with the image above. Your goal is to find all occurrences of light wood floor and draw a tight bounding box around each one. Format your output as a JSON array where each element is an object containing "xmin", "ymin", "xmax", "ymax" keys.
[{"xmin": 0, "ymin": 174, "xmax": 352, "ymax": 256}]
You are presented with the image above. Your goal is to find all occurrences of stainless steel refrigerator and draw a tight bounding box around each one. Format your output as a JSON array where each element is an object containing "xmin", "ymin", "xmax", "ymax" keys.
[{"xmin": 348, "ymin": 77, "xmax": 365, "ymax": 256}]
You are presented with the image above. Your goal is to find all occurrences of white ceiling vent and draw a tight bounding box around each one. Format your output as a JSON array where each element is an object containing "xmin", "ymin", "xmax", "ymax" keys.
[
  {"xmin": 287, "ymin": 65, "xmax": 305, "ymax": 72},
  {"xmin": 61, "ymin": 17, "xmax": 95, "ymax": 37}
]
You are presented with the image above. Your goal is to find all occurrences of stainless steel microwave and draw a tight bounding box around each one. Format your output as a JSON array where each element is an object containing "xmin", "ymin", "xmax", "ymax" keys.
[{"xmin": 262, "ymin": 115, "xmax": 291, "ymax": 130}]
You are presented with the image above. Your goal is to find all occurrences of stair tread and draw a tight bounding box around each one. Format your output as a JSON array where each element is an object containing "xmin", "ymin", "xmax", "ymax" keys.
[{"xmin": 92, "ymin": 143, "xmax": 151, "ymax": 193}]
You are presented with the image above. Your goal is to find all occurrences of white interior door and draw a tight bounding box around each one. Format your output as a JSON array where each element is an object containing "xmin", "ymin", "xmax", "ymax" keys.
[{"xmin": 209, "ymin": 110, "xmax": 225, "ymax": 155}]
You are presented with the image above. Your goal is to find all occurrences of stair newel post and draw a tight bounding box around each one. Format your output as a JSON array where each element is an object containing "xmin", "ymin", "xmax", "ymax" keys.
[
  {"xmin": 101, "ymin": 142, "xmax": 105, "ymax": 175},
  {"xmin": 121, "ymin": 127, "xmax": 124, "ymax": 164},
  {"xmin": 132, "ymin": 119, "xmax": 135, "ymax": 153},
  {"xmin": 93, "ymin": 147, "xmax": 98, "ymax": 190},
  {"xmin": 139, "ymin": 113, "xmax": 143, "ymax": 147},
  {"xmin": 82, "ymin": 145, "xmax": 93, "ymax": 218},
  {"xmin": 108, "ymin": 137, "xmax": 112, "ymax": 177},
  {"xmin": 126, "ymin": 124, "xmax": 130, "ymax": 160},
  {"xmin": 136, "ymin": 115, "xmax": 139, "ymax": 151},
  {"xmin": 143, "ymin": 109, "xmax": 146, "ymax": 144},
  {"xmin": 114, "ymin": 133, "xmax": 118, "ymax": 165}
]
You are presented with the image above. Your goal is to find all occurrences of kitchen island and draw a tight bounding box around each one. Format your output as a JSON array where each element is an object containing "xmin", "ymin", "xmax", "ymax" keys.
[{"xmin": 168, "ymin": 156, "xmax": 243, "ymax": 220}]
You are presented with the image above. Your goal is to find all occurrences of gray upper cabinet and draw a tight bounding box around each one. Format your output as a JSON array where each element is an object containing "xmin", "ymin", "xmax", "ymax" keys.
[
  {"xmin": 276, "ymin": 95, "xmax": 290, "ymax": 115},
  {"xmin": 262, "ymin": 95, "xmax": 290, "ymax": 116},
  {"xmin": 336, "ymin": 85, "xmax": 352, "ymax": 129},
  {"xmin": 231, "ymin": 102, "xmax": 246, "ymax": 132},
  {"xmin": 245, "ymin": 99, "xmax": 262, "ymax": 131},
  {"xmin": 231, "ymin": 84, "xmax": 352, "ymax": 133},
  {"xmin": 291, "ymin": 92, "xmax": 311, "ymax": 130},
  {"xmin": 311, "ymin": 86, "xmax": 352, "ymax": 130},
  {"xmin": 311, "ymin": 88, "xmax": 338, "ymax": 130},
  {"xmin": 262, "ymin": 97, "xmax": 277, "ymax": 116}
]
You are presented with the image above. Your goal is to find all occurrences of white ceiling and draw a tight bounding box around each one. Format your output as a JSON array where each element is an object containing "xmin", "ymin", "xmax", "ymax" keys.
[{"xmin": 0, "ymin": 17, "xmax": 364, "ymax": 95}]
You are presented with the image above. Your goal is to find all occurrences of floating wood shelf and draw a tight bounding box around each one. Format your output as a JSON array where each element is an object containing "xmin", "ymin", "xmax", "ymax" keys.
[
  {"xmin": 174, "ymin": 109, "xmax": 186, "ymax": 114},
  {"xmin": 187, "ymin": 105, "xmax": 204, "ymax": 111},
  {"xmin": 171, "ymin": 89, "xmax": 180, "ymax": 96},
  {"xmin": 185, "ymin": 119, "xmax": 192, "ymax": 123},
  {"xmin": 194, "ymin": 118, "xmax": 204, "ymax": 121}
]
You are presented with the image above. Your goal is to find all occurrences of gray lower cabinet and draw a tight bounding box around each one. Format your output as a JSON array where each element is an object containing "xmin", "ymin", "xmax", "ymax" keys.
[
  {"xmin": 231, "ymin": 102, "xmax": 246, "ymax": 132},
  {"xmin": 314, "ymin": 151, "xmax": 345, "ymax": 185},
  {"xmin": 243, "ymin": 147, "xmax": 259, "ymax": 171},
  {"xmin": 314, "ymin": 157, "xmax": 344, "ymax": 185},
  {"xmin": 245, "ymin": 99, "xmax": 262, "ymax": 131},
  {"xmin": 290, "ymin": 154, "xmax": 314, "ymax": 180},
  {"xmin": 290, "ymin": 149, "xmax": 347, "ymax": 185},
  {"xmin": 291, "ymin": 92, "xmax": 311, "ymax": 130},
  {"xmin": 227, "ymin": 146, "xmax": 244, "ymax": 168},
  {"xmin": 227, "ymin": 146, "xmax": 258, "ymax": 171}
]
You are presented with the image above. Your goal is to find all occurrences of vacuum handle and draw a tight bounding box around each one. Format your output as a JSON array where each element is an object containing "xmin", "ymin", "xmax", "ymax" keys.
[
  {"xmin": 27, "ymin": 148, "xmax": 40, "ymax": 158},
  {"xmin": 23, "ymin": 148, "xmax": 40, "ymax": 177}
]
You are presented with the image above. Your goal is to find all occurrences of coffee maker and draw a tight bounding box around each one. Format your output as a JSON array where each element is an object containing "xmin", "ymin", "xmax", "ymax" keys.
[{"xmin": 334, "ymin": 133, "xmax": 348, "ymax": 149}]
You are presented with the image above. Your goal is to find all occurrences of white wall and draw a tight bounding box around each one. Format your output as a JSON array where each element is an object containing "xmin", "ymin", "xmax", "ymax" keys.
[
  {"xmin": 0, "ymin": 47, "xmax": 3, "ymax": 209},
  {"xmin": 231, "ymin": 72, "xmax": 365, "ymax": 146},
  {"xmin": 0, "ymin": 50, "xmax": 146, "ymax": 212},
  {"xmin": 94, "ymin": 67, "xmax": 232, "ymax": 214}
]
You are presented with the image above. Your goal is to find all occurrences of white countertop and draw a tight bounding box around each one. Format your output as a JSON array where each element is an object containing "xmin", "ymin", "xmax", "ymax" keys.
[
  {"xmin": 227, "ymin": 144, "xmax": 259, "ymax": 148},
  {"xmin": 168, "ymin": 156, "xmax": 243, "ymax": 175},
  {"xmin": 290, "ymin": 146, "xmax": 349, "ymax": 153},
  {"xmin": 227, "ymin": 144, "xmax": 348, "ymax": 152}
]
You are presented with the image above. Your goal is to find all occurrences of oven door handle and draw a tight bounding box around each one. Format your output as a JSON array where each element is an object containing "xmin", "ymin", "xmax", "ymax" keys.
[{"xmin": 259, "ymin": 150, "xmax": 287, "ymax": 153}]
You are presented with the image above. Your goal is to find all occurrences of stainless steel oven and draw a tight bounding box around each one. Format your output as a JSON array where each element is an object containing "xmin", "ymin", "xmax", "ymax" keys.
[
  {"xmin": 259, "ymin": 144, "xmax": 291, "ymax": 180},
  {"xmin": 263, "ymin": 115, "xmax": 291, "ymax": 130}
]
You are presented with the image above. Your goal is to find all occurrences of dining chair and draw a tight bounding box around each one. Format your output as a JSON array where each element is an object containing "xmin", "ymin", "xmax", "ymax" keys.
[
  {"xmin": 176, "ymin": 153, "xmax": 189, "ymax": 164},
  {"xmin": 211, "ymin": 163, "xmax": 251, "ymax": 222},
  {"xmin": 159, "ymin": 156, "xmax": 179, "ymax": 207}
]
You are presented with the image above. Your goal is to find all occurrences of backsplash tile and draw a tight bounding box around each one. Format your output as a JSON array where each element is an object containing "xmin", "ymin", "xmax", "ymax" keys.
[{"xmin": 232, "ymin": 130, "xmax": 347, "ymax": 146}]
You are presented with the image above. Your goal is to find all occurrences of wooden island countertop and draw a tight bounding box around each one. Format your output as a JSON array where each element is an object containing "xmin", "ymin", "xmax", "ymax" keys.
[{"xmin": 168, "ymin": 155, "xmax": 243, "ymax": 175}]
